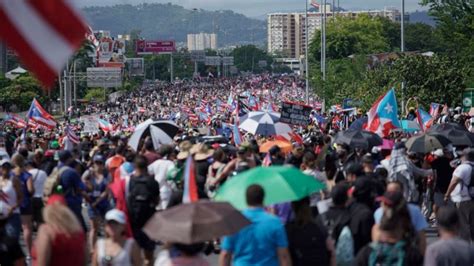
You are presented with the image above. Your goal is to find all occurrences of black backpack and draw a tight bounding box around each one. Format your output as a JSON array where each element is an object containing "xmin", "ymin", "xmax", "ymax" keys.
[
  {"xmin": 127, "ymin": 177, "xmax": 157, "ymax": 228},
  {"xmin": 285, "ymin": 220, "xmax": 331, "ymax": 266}
]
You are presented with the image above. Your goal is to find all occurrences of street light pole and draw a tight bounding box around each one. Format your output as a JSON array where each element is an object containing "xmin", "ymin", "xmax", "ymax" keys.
[
  {"xmin": 401, "ymin": 0, "xmax": 405, "ymax": 115},
  {"xmin": 305, "ymin": 0, "xmax": 310, "ymax": 103}
]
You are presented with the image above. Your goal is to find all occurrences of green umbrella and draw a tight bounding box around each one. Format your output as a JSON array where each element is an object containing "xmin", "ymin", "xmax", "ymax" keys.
[{"xmin": 214, "ymin": 166, "xmax": 326, "ymax": 209}]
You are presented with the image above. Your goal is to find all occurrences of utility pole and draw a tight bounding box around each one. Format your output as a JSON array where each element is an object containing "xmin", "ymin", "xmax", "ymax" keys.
[
  {"xmin": 305, "ymin": 0, "xmax": 310, "ymax": 103},
  {"xmin": 170, "ymin": 53, "xmax": 174, "ymax": 82},
  {"xmin": 401, "ymin": 0, "xmax": 405, "ymax": 115}
]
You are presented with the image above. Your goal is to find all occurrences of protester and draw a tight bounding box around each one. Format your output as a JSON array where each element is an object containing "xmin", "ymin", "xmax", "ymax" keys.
[
  {"xmin": 355, "ymin": 191, "xmax": 423, "ymax": 265},
  {"xmin": 445, "ymin": 147, "xmax": 474, "ymax": 241},
  {"xmin": 26, "ymin": 160, "xmax": 47, "ymax": 228},
  {"xmin": 0, "ymin": 201, "xmax": 25, "ymax": 266},
  {"xmin": 148, "ymin": 145, "xmax": 175, "ymax": 209},
  {"xmin": 92, "ymin": 209, "xmax": 141, "ymax": 266},
  {"xmin": 154, "ymin": 243, "xmax": 210, "ymax": 266},
  {"xmin": 82, "ymin": 154, "xmax": 111, "ymax": 249},
  {"xmin": 286, "ymin": 197, "xmax": 335, "ymax": 266},
  {"xmin": 0, "ymin": 159, "xmax": 22, "ymax": 240},
  {"xmin": 31, "ymin": 195, "xmax": 86, "ymax": 266},
  {"xmin": 424, "ymin": 206, "xmax": 474, "ymax": 266},
  {"xmin": 220, "ymin": 184, "xmax": 291, "ymax": 266},
  {"xmin": 11, "ymin": 154, "xmax": 34, "ymax": 256},
  {"xmin": 127, "ymin": 155, "xmax": 160, "ymax": 266}
]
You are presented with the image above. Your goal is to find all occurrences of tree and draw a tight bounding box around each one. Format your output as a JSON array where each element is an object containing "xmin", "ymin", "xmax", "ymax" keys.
[
  {"xmin": 0, "ymin": 75, "xmax": 47, "ymax": 111},
  {"xmin": 404, "ymin": 23, "xmax": 438, "ymax": 52},
  {"xmin": 231, "ymin": 45, "xmax": 272, "ymax": 73}
]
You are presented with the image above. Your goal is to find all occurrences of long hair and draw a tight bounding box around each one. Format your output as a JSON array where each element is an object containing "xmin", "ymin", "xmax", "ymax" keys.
[
  {"xmin": 42, "ymin": 203, "xmax": 83, "ymax": 235},
  {"xmin": 379, "ymin": 195, "xmax": 415, "ymax": 242}
]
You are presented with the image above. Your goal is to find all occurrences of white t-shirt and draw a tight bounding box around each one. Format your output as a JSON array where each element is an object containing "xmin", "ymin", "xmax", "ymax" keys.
[
  {"xmin": 28, "ymin": 168, "xmax": 48, "ymax": 198},
  {"xmin": 148, "ymin": 159, "xmax": 175, "ymax": 209},
  {"xmin": 450, "ymin": 163, "xmax": 472, "ymax": 203}
]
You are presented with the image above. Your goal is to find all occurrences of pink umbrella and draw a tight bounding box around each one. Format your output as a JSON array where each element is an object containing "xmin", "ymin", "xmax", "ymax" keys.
[{"xmin": 379, "ymin": 139, "xmax": 394, "ymax": 150}]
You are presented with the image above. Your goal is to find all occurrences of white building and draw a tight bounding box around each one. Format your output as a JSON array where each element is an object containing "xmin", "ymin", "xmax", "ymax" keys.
[
  {"xmin": 187, "ymin": 33, "xmax": 218, "ymax": 51},
  {"xmin": 267, "ymin": 6, "xmax": 408, "ymax": 59}
]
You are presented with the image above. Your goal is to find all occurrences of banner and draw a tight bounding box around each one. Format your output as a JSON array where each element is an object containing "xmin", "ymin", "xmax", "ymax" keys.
[
  {"xmin": 136, "ymin": 40, "xmax": 176, "ymax": 54},
  {"xmin": 280, "ymin": 101, "xmax": 312, "ymax": 126},
  {"xmin": 81, "ymin": 115, "xmax": 99, "ymax": 134}
]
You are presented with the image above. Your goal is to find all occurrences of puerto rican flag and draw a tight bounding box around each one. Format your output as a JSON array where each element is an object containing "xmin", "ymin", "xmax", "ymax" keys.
[
  {"xmin": 262, "ymin": 153, "xmax": 272, "ymax": 167},
  {"xmin": 182, "ymin": 156, "xmax": 199, "ymax": 203},
  {"xmin": 4, "ymin": 113, "xmax": 27, "ymax": 128},
  {"xmin": 98, "ymin": 119, "xmax": 113, "ymax": 132},
  {"xmin": 429, "ymin": 103, "xmax": 441, "ymax": 117},
  {"xmin": 65, "ymin": 124, "xmax": 80, "ymax": 144},
  {"xmin": 417, "ymin": 108, "xmax": 433, "ymax": 131},
  {"xmin": 0, "ymin": 1, "xmax": 88, "ymax": 88},
  {"xmin": 311, "ymin": 0, "xmax": 320, "ymax": 9},
  {"xmin": 364, "ymin": 89, "xmax": 401, "ymax": 137},
  {"xmin": 27, "ymin": 98, "xmax": 56, "ymax": 129}
]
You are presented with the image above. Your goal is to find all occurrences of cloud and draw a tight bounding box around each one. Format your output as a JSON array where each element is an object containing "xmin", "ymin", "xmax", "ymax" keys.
[{"xmin": 78, "ymin": 0, "xmax": 427, "ymax": 17}]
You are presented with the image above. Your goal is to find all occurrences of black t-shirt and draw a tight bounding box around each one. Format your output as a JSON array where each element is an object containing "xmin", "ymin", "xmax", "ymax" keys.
[
  {"xmin": 432, "ymin": 157, "xmax": 454, "ymax": 193},
  {"xmin": 348, "ymin": 201, "xmax": 375, "ymax": 255},
  {"xmin": 0, "ymin": 231, "xmax": 24, "ymax": 266}
]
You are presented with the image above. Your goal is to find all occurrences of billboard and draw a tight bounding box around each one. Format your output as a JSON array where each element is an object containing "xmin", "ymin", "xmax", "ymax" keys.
[
  {"xmin": 191, "ymin": 50, "xmax": 206, "ymax": 62},
  {"xmin": 136, "ymin": 40, "xmax": 176, "ymax": 55},
  {"xmin": 205, "ymin": 56, "xmax": 221, "ymax": 66},
  {"xmin": 127, "ymin": 58, "xmax": 145, "ymax": 76},
  {"xmin": 87, "ymin": 67, "xmax": 122, "ymax": 88}
]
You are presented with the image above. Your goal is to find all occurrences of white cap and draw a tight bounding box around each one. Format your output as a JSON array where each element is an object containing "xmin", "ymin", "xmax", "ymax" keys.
[
  {"xmin": 105, "ymin": 209, "xmax": 126, "ymax": 224},
  {"xmin": 0, "ymin": 201, "xmax": 10, "ymax": 220},
  {"xmin": 433, "ymin": 149, "xmax": 444, "ymax": 157}
]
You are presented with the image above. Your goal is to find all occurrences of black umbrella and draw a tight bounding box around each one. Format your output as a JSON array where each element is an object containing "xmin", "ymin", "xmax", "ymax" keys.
[
  {"xmin": 128, "ymin": 119, "xmax": 180, "ymax": 151},
  {"xmin": 406, "ymin": 134, "xmax": 451, "ymax": 153},
  {"xmin": 349, "ymin": 117, "xmax": 368, "ymax": 131},
  {"xmin": 430, "ymin": 130, "xmax": 474, "ymax": 147},
  {"xmin": 335, "ymin": 130, "xmax": 382, "ymax": 150},
  {"xmin": 428, "ymin": 123, "xmax": 467, "ymax": 133}
]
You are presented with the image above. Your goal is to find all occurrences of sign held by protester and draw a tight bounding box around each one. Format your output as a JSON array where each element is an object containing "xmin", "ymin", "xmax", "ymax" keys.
[
  {"xmin": 280, "ymin": 101, "xmax": 312, "ymax": 126},
  {"xmin": 81, "ymin": 116, "xmax": 99, "ymax": 134}
]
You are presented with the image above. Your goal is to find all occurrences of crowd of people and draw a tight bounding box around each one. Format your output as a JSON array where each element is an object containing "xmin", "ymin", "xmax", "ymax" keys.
[{"xmin": 1, "ymin": 75, "xmax": 474, "ymax": 266}]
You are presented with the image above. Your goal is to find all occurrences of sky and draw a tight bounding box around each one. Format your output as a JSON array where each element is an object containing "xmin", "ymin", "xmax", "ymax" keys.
[{"xmin": 79, "ymin": 0, "xmax": 428, "ymax": 18}]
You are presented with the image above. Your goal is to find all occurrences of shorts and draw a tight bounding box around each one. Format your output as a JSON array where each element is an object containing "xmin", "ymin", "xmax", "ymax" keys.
[
  {"xmin": 20, "ymin": 204, "xmax": 33, "ymax": 216},
  {"xmin": 5, "ymin": 213, "xmax": 21, "ymax": 240},
  {"xmin": 87, "ymin": 204, "xmax": 110, "ymax": 220},
  {"xmin": 32, "ymin": 197, "xmax": 44, "ymax": 224},
  {"xmin": 133, "ymin": 228, "xmax": 156, "ymax": 251}
]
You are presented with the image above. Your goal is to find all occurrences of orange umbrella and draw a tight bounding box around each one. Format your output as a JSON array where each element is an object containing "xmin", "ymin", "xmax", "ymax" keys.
[{"xmin": 259, "ymin": 140, "xmax": 293, "ymax": 154}]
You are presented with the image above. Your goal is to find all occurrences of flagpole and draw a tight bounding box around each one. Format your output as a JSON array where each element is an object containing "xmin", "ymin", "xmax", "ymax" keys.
[
  {"xmin": 305, "ymin": 0, "xmax": 310, "ymax": 104},
  {"xmin": 401, "ymin": 0, "xmax": 405, "ymax": 115}
]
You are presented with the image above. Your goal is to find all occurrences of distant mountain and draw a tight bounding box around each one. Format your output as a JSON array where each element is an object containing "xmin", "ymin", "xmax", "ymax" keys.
[
  {"xmin": 82, "ymin": 3, "xmax": 267, "ymax": 47},
  {"xmin": 409, "ymin": 10, "xmax": 436, "ymax": 26}
]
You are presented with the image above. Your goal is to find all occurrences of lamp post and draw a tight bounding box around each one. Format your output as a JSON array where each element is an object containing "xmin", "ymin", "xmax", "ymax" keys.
[
  {"xmin": 401, "ymin": 0, "xmax": 405, "ymax": 115},
  {"xmin": 305, "ymin": 0, "xmax": 309, "ymax": 103}
]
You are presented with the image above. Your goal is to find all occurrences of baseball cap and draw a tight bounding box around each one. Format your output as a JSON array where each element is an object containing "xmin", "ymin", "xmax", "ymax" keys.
[
  {"xmin": 105, "ymin": 209, "xmax": 126, "ymax": 224},
  {"xmin": 0, "ymin": 159, "xmax": 11, "ymax": 169},
  {"xmin": 376, "ymin": 191, "xmax": 404, "ymax": 207},
  {"xmin": 93, "ymin": 154, "xmax": 105, "ymax": 163}
]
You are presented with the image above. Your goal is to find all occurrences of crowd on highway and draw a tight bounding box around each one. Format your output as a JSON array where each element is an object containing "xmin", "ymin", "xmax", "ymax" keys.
[{"xmin": 1, "ymin": 75, "xmax": 474, "ymax": 266}]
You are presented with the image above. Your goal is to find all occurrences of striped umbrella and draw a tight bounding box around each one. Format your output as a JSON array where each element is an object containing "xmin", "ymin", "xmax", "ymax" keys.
[{"xmin": 239, "ymin": 111, "xmax": 291, "ymax": 136}]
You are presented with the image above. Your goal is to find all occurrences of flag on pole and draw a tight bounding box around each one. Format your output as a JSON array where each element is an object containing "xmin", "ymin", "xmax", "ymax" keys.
[
  {"xmin": 4, "ymin": 113, "xmax": 27, "ymax": 128},
  {"xmin": 262, "ymin": 153, "xmax": 272, "ymax": 167},
  {"xmin": 27, "ymin": 98, "xmax": 56, "ymax": 129},
  {"xmin": 364, "ymin": 89, "xmax": 401, "ymax": 137},
  {"xmin": 311, "ymin": 0, "xmax": 320, "ymax": 9},
  {"xmin": 65, "ymin": 124, "xmax": 80, "ymax": 144},
  {"xmin": 182, "ymin": 156, "xmax": 199, "ymax": 203},
  {"xmin": 0, "ymin": 1, "xmax": 88, "ymax": 88},
  {"xmin": 429, "ymin": 103, "xmax": 441, "ymax": 117},
  {"xmin": 416, "ymin": 108, "xmax": 433, "ymax": 131},
  {"xmin": 98, "ymin": 119, "xmax": 113, "ymax": 132}
]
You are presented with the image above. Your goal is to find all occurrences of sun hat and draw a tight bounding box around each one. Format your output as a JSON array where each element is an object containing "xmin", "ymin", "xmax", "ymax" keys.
[
  {"xmin": 192, "ymin": 143, "xmax": 214, "ymax": 161},
  {"xmin": 177, "ymin": 140, "xmax": 193, "ymax": 160}
]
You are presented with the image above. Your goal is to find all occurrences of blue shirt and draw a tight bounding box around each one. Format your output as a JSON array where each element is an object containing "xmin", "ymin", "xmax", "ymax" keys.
[
  {"xmin": 59, "ymin": 166, "xmax": 83, "ymax": 208},
  {"xmin": 222, "ymin": 208, "xmax": 288, "ymax": 266},
  {"xmin": 374, "ymin": 203, "xmax": 428, "ymax": 232}
]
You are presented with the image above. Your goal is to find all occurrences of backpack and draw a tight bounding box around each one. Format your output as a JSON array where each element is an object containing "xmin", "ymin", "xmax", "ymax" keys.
[
  {"xmin": 368, "ymin": 241, "xmax": 406, "ymax": 266},
  {"xmin": 127, "ymin": 177, "xmax": 157, "ymax": 228},
  {"xmin": 335, "ymin": 226, "xmax": 354, "ymax": 266},
  {"xmin": 42, "ymin": 166, "xmax": 69, "ymax": 203},
  {"xmin": 464, "ymin": 164, "xmax": 474, "ymax": 199},
  {"xmin": 285, "ymin": 220, "xmax": 331, "ymax": 266}
]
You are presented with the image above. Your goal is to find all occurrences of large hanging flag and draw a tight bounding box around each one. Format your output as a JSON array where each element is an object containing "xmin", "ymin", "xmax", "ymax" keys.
[
  {"xmin": 182, "ymin": 156, "xmax": 199, "ymax": 203},
  {"xmin": 416, "ymin": 108, "xmax": 433, "ymax": 131},
  {"xmin": 364, "ymin": 89, "xmax": 401, "ymax": 137},
  {"xmin": 27, "ymin": 98, "xmax": 56, "ymax": 129},
  {"xmin": 0, "ymin": 1, "xmax": 88, "ymax": 88},
  {"xmin": 429, "ymin": 103, "xmax": 441, "ymax": 117}
]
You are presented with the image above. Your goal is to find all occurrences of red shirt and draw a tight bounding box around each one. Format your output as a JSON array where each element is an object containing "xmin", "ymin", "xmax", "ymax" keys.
[{"xmin": 32, "ymin": 228, "xmax": 85, "ymax": 266}]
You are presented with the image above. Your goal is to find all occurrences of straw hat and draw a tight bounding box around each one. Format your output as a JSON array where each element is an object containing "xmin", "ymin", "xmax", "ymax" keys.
[
  {"xmin": 192, "ymin": 143, "xmax": 214, "ymax": 161},
  {"xmin": 177, "ymin": 141, "xmax": 193, "ymax": 160}
]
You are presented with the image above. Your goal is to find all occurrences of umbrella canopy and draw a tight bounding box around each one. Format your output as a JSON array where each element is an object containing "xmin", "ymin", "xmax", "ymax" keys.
[
  {"xmin": 214, "ymin": 166, "xmax": 326, "ymax": 209},
  {"xmin": 128, "ymin": 119, "xmax": 180, "ymax": 151},
  {"xmin": 239, "ymin": 111, "xmax": 292, "ymax": 136},
  {"xmin": 349, "ymin": 116, "xmax": 368, "ymax": 130},
  {"xmin": 259, "ymin": 140, "xmax": 293, "ymax": 154},
  {"xmin": 401, "ymin": 120, "xmax": 420, "ymax": 132},
  {"xmin": 430, "ymin": 129, "xmax": 474, "ymax": 147},
  {"xmin": 334, "ymin": 130, "xmax": 383, "ymax": 150},
  {"xmin": 428, "ymin": 123, "xmax": 467, "ymax": 133},
  {"xmin": 143, "ymin": 201, "xmax": 251, "ymax": 244},
  {"xmin": 405, "ymin": 134, "xmax": 451, "ymax": 153},
  {"xmin": 379, "ymin": 139, "xmax": 395, "ymax": 150}
]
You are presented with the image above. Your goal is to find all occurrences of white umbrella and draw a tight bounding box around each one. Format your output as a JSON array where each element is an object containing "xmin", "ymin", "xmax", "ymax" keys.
[
  {"xmin": 128, "ymin": 120, "xmax": 180, "ymax": 151},
  {"xmin": 239, "ymin": 111, "xmax": 292, "ymax": 136}
]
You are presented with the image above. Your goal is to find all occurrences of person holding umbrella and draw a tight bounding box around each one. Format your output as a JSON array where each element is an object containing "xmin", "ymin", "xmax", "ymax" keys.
[{"xmin": 219, "ymin": 185, "xmax": 292, "ymax": 266}]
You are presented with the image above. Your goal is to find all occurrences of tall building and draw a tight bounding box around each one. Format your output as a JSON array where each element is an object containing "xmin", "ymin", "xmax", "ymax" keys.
[
  {"xmin": 267, "ymin": 6, "xmax": 408, "ymax": 59},
  {"xmin": 187, "ymin": 33, "xmax": 218, "ymax": 51}
]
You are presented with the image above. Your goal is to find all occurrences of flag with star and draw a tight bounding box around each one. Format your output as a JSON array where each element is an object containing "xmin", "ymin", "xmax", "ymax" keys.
[{"xmin": 364, "ymin": 89, "xmax": 401, "ymax": 137}]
